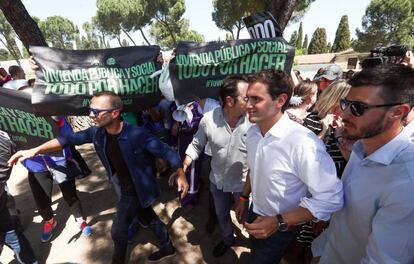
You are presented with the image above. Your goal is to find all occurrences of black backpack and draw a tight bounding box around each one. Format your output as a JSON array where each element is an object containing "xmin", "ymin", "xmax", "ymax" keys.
[{"xmin": 0, "ymin": 130, "xmax": 15, "ymax": 183}]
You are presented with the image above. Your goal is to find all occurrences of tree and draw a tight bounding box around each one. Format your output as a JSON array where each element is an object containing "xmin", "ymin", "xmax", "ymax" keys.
[
  {"xmin": 296, "ymin": 22, "xmax": 303, "ymax": 49},
  {"xmin": 327, "ymin": 42, "xmax": 332, "ymax": 53},
  {"xmin": 308, "ymin": 27, "xmax": 327, "ymax": 54},
  {"xmin": 267, "ymin": 0, "xmax": 316, "ymax": 31},
  {"xmin": 78, "ymin": 21, "xmax": 101, "ymax": 49},
  {"xmin": 0, "ymin": 0, "xmax": 47, "ymax": 50},
  {"xmin": 149, "ymin": 0, "xmax": 204, "ymax": 49},
  {"xmin": 0, "ymin": 11, "xmax": 22, "ymax": 62},
  {"xmin": 302, "ymin": 33, "xmax": 308, "ymax": 49},
  {"xmin": 289, "ymin": 30, "xmax": 297, "ymax": 46},
  {"xmin": 353, "ymin": 0, "xmax": 414, "ymax": 52},
  {"xmin": 331, "ymin": 15, "xmax": 351, "ymax": 52},
  {"xmin": 212, "ymin": 0, "xmax": 316, "ymax": 37},
  {"xmin": 39, "ymin": 16, "xmax": 78, "ymax": 49}
]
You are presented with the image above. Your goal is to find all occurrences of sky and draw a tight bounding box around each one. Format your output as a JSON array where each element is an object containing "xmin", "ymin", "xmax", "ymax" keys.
[{"xmin": 19, "ymin": 0, "xmax": 372, "ymax": 48}]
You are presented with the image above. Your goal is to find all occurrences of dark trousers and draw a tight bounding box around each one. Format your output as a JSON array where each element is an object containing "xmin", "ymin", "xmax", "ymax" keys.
[
  {"xmin": 111, "ymin": 194, "xmax": 172, "ymax": 264},
  {"xmin": 28, "ymin": 171, "xmax": 83, "ymax": 220},
  {"xmin": 70, "ymin": 145, "xmax": 90, "ymax": 172},
  {"xmin": 0, "ymin": 192, "xmax": 37, "ymax": 263},
  {"xmin": 248, "ymin": 206, "xmax": 298, "ymax": 264}
]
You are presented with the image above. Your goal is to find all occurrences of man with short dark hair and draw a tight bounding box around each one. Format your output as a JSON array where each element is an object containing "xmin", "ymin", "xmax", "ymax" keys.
[
  {"xmin": 238, "ymin": 70, "xmax": 343, "ymax": 264},
  {"xmin": 312, "ymin": 64, "xmax": 414, "ymax": 263},
  {"xmin": 8, "ymin": 91, "xmax": 189, "ymax": 264},
  {"xmin": 182, "ymin": 75, "xmax": 250, "ymax": 257}
]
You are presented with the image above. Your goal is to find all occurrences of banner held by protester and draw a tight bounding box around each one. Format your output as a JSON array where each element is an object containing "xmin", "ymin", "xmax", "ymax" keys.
[
  {"xmin": 243, "ymin": 11, "xmax": 283, "ymax": 39},
  {"xmin": 169, "ymin": 38, "xmax": 295, "ymax": 105},
  {"xmin": 0, "ymin": 88, "xmax": 59, "ymax": 151},
  {"xmin": 30, "ymin": 45, "xmax": 163, "ymax": 115}
]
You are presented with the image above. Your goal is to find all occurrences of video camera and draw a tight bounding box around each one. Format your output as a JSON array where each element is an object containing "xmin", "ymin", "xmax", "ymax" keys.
[{"xmin": 361, "ymin": 44, "xmax": 410, "ymax": 68}]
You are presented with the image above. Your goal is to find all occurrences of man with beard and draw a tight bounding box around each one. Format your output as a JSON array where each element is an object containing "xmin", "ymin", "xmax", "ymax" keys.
[
  {"xmin": 311, "ymin": 64, "xmax": 414, "ymax": 264},
  {"xmin": 8, "ymin": 91, "xmax": 189, "ymax": 264}
]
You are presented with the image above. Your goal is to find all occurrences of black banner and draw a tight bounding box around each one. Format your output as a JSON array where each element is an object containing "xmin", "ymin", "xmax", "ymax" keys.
[
  {"xmin": 0, "ymin": 88, "xmax": 59, "ymax": 150},
  {"xmin": 243, "ymin": 11, "xmax": 283, "ymax": 39},
  {"xmin": 30, "ymin": 46, "xmax": 162, "ymax": 115},
  {"xmin": 169, "ymin": 38, "xmax": 295, "ymax": 105}
]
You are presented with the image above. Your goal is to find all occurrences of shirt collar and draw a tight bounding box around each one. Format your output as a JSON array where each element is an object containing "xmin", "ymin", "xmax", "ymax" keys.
[
  {"xmin": 266, "ymin": 113, "xmax": 291, "ymax": 139},
  {"xmin": 352, "ymin": 129, "xmax": 410, "ymax": 165}
]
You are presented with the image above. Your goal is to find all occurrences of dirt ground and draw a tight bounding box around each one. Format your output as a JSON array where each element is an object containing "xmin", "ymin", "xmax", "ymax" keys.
[{"xmin": 0, "ymin": 144, "xmax": 253, "ymax": 264}]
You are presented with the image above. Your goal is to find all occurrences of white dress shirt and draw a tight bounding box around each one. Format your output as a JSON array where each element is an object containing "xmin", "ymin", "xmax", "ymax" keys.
[{"xmin": 247, "ymin": 113, "xmax": 343, "ymax": 220}]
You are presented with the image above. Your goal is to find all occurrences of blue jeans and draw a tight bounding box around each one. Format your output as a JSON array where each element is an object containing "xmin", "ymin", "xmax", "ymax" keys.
[
  {"xmin": 3, "ymin": 230, "xmax": 38, "ymax": 264},
  {"xmin": 111, "ymin": 194, "xmax": 172, "ymax": 264},
  {"xmin": 247, "ymin": 206, "xmax": 298, "ymax": 264},
  {"xmin": 210, "ymin": 182, "xmax": 241, "ymax": 245}
]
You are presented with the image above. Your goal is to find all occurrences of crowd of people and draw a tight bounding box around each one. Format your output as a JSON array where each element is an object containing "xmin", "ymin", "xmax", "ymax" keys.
[{"xmin": 1, "ymin": 49, "xmax": 414, "ymax": 264}]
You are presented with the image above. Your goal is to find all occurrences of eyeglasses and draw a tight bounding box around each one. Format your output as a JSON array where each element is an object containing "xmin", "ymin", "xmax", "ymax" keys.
[
  {"xmin": 339, "ymin": 99, "xmax": 403, "ymax": 117},
  {"xmin": 89, "ymin": 107, "xmax": 117, "ymax": 117}
]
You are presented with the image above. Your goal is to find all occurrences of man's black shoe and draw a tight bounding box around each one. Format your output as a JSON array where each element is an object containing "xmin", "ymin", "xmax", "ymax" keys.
[
  {"xmin": 205, "ymin": 217, "xmax": 217, "ymax": 234},
  {"xmin": 212, "ymin": 240, "xmax": 232, "ymax": 258},
  {"xmin": 77, "ymin": 169, "xmax": 91, "ymax": 179},
  {"xmin": 147, "ymin": 246, "xmax": 176, "ymax": 262}
]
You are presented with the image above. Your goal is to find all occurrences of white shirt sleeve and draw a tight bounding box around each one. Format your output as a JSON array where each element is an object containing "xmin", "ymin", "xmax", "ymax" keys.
[
  {"xmin": 296, "ymin": 143, "xmax": 344, "ymax": 221},
  {"xmin": 185, "ymin": 116, "xmax": 208, "ymax": 161}
]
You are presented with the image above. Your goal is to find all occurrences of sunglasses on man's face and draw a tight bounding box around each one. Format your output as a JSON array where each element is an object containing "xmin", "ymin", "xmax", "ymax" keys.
[
  {"xmin": 89, "ymin": 107, "xmax": 117, "ymax": 117},
  {"xmin": 339, "ymin": 99, "xmax": 403, "ymax": 117}
]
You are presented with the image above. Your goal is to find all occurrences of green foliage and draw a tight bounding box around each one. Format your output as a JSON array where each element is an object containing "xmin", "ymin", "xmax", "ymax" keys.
[
  {"xmin": 296, "ymin": 22, "xmax": 303, "ymax": 49},
  {"xmin": 212, "ymin": 0, "xmax": 262, "ymax": 39},
  {"xmin": 39, "ymin": 16, "xmax": 78, "ymax": 49},
  {"xmin": 149, "ymin": 0, "xmax": 204, "ymax": 49},
  {"xmin": 308, "ymin": 27, "xmax": 327, "ymax": 54},
  {"xmin": 0, "ymin": 12, "xmax": 22, "ymax": 61},
  {"xmin": 327, "ymin": 42, "xmax": 332, "ymax": 53},
  {"xmin": 332, "ymin": 15, "xmax": 351, "ymax": 52},
  {"xmin": 353, "ymin": 0, "xmax": 414, "ymax": 52},
  {"xmin": 302, "ymin": 33, "xmax": 308, "ymax": 49},
  {"xmin": 0, "ymin": 48, "xmax": 8, "ymax": 61},
  {"xmin": 212, "ymin": 0, "xmax": 315, "ymax": 37},
  {"xmin": 289, "ymin": 30, "xmax": 298, "ymax": 46}
]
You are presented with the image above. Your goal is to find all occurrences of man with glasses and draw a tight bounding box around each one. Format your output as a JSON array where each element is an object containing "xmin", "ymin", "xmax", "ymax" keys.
[
  {"xmin": 312, "ymin": 64, "xmax": 414, "ymax": 263},
  {"xmin": 237, "ymin": 70, "xmax": 343, "ymax": 264},
  {"xmin": 181, "ymin": 75, "xmax": 250, "ymax": 257},
  {"xmin": 8, "ymin": 91, "xmax": 189, "ymax": 263}
]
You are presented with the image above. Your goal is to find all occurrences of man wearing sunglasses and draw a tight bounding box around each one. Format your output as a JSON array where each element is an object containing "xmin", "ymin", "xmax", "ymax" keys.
[
  {"xmin": 8, "ymin": 91, "xmax": 189, "ymax": 263},
  {"xmin": 312, "ymin": 64, "xmax": 414, "ymax": 264}
]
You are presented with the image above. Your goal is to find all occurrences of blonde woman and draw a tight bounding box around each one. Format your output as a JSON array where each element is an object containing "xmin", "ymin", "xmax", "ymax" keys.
[{"xmin": 315, "ymin": 80, "xmax": 354, "ymax": 166}]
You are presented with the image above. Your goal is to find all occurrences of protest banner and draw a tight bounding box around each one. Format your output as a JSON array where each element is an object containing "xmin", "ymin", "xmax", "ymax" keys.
[
  {"xmin": 30, "ymin": 45, "xmax": 162, "ymax": 115},
  {"xmin": 243, "ymin": 11, "xmax": 283, "ymax": 39},
  {"xmin": 0, "ymin": 88, "xmax": 59, "ymax": 151},
  {"xmin": 169, "ymin": 38, "xmax": 295, "ymax": 105}
]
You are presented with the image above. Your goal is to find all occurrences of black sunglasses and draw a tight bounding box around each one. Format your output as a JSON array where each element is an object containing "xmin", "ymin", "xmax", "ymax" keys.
[
  {"xmin": 89, "ymin": 107, "xmax": 117, "ymax": 117},
  {"xmin": 340, "ymin": 99, "xmax": 403, "ymax": 117}
]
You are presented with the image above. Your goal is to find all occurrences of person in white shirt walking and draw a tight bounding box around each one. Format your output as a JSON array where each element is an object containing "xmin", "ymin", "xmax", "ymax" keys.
[{"xmin": 236, "ymin": 70, "xmax": 343, "ymax": 264}]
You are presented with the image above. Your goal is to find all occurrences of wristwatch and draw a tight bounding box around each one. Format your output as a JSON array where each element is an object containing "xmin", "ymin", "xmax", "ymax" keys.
[{"xmin": 276, "ymin": 214, "xmax": 289, "ymax": 232}]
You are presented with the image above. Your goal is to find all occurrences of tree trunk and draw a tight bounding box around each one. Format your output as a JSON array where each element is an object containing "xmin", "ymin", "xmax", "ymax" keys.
[
  {"xmin": 121, "ymin": 28, "xmax": 137, "ymax": 46},
  {"xmin": 0, "ymin": 0, "xmax": 47, "ymax": 50},
  {"xmin": 267, "ymin": 0, "xmax": 298, "ymax": 32},
  {"xmin": 139, "ymin": 28, "xmax": 151, "ymax": 46}
]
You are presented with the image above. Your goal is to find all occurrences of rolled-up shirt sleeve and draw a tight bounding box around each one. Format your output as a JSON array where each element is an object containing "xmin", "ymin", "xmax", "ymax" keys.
[
  {"xmin": 185, "ymin": 117, "xmax": 208, "ymax": 161},
  {"xmin": 296, "ymin": 143, "xmax": 344, "ymax": 221}
]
